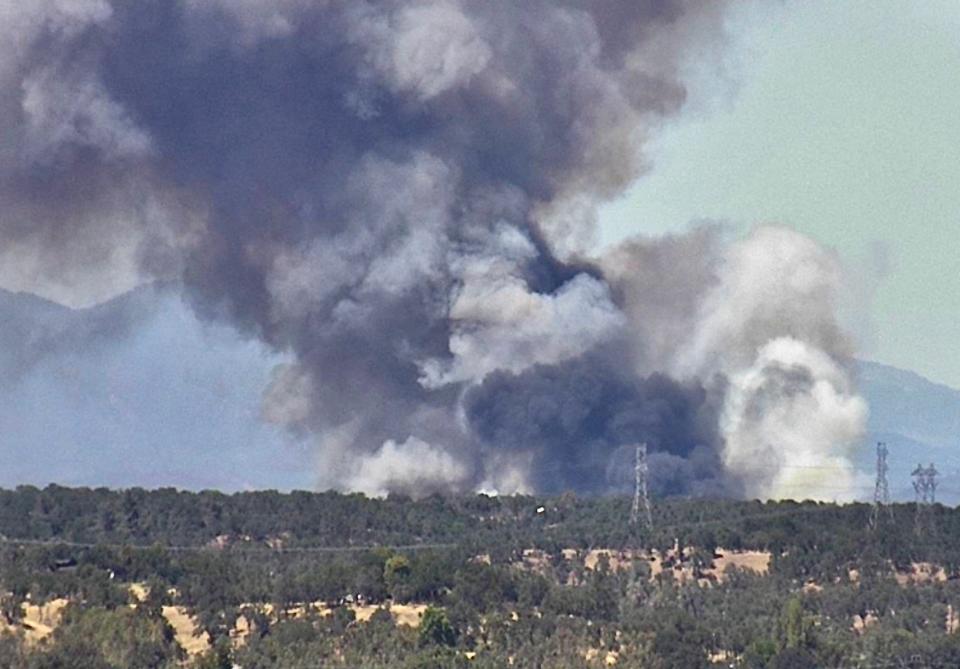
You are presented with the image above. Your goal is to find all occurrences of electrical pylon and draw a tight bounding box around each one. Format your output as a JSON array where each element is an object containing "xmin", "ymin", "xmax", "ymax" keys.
[
  {"xmin": 869, "ymin": 442, "xmax": 892, "ymax": 529},
  {"xmin": 630, "ymin": 443, "xmax": 653, "ymax": 531},
  {"xmin": 912, "ymin": 461, "xmax": 938, "ymax": 536}
]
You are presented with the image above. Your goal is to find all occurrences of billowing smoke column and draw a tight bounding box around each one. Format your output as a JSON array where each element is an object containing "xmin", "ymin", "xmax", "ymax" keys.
[
  {"xmin": 1, "ymin": 1, "xmax": 866, "ymax": 499},
  {"xmin": 604, "ymin": 226, "xmax": 868, "ymax": 499}
]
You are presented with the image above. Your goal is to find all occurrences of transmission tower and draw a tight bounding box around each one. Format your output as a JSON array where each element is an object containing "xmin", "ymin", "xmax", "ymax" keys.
[
  {"xmin": 630, "ymin": 443, "xmax": 653, "ymax": 531},
  {"xmin": 870, "ymin": 442, "xmax": 893, "ymax": 529},
  {"xmin": 912, "ymin": 462, "xmax": 939, "ymax": 535},
  {"xmin": 928, "ymin": 463, "xmax": 939, "ymax": 503}
]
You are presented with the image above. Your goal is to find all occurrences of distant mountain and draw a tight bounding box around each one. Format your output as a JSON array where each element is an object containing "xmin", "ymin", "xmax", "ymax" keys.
[
  {"xmin": 0, "ymin": 289, "xmax": 77, "ymax": 377},
  {"xmin": 856, "ymin": 360, "xmax": 960, "ymax": 504},
  {"xmin": 0, "ymin": 284, "xmax": 160, "ymax": 379},
  {"xmin": 0, "ymin": 284, "xmax": 309, "ymax": 492}
]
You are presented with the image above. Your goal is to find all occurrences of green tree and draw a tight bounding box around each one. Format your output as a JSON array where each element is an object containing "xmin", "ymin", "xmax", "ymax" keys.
[
  {"xmin": 385, "ymin": 554, "xmax": 413, "ymax": 601},
  {"xmin": 33, "ymin": 605, "xmax": 181, "ymax": 669},
  {"xmin": 780, "ymin": 597, "xmax": 812, "ymax": 651},
  {"xmin": 191, "ymin": 637, "xmax": 233, "ymax": 669},
  {"xmin": 649, "ymin": 610, "xmax": 709, "ymax": 669},
  {"xmin": 419, "ymin": 606, "xmax": 457, "ymax": 648},
  {"xmin": 772, "ymin": 647, "xmax": 818, "ymax": 669}
]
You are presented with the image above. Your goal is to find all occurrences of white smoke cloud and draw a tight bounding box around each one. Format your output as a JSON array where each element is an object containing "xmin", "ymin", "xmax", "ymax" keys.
[
  {"xmin": 720, "ymin": 337, "xmax": 868, "ymax": 500},
  {"xmin": 476, "ymin": 451, "xmax": 534, "ymax": 496},
  {"xmin": 666, "ymin": 225, "xmax": 867, "ymax": 500},
  {"xmin": 348, "ymin": 0, "xmax": 492, "ymax": 101},
  {"xmin": 344, "ymin": 436, "xmax": 470, "ymax": 497},
  {"xmin": 423, "ymin": 273, "xmax": 625, "ymax": 388},
  {"xmin": 604, "ymin": 224, "xmax": 868, "ymax": 500},
  {"xmin": 1, "ymin": 1, "xmax": 146, "ymax": 166},
  {"xmin": 0, "ymin": 185, "xmax": 204, "ymax": 309},
  {"xmin": 265, "ymin": 152, "xmax": 454, "ymax": 326},
  {"xmin": 420, "ymin": 224, "xmax": 625, "ymax": 388},
  {"xmin": 182, "ymin": 0, "xmax": 315, "ymax": 46},
  {"xmin": 0, "ymin": 0, "xmax": 111, "ymax": 80},
  {"xmin": 262, "ymin": 363, "xmax": 314, "ymax": 428},
  {"xmin": 0, "ymin": 0, "xmax": 198, "ymax": 309},
  {"xmin": 601, "ymin": 224, "xmax": 722, "ymax": 374},
  {"xmin": 673, "ymin": 225, "xmax": 851, "ymax": 378},
  {"xmin": 21, "ymin": 67, "xmax": 153, "ymax": 163}
]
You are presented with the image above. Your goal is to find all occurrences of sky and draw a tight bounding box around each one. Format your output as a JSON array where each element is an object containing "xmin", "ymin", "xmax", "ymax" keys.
[{"xmin": 599, "ymin": 0, "xmax": 960, "ymax": 388}]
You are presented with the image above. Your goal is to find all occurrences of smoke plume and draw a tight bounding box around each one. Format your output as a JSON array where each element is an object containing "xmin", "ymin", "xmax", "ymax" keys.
[{"xmin": 2, "ymin": 1, "xmax": 866, "ymax": 499}]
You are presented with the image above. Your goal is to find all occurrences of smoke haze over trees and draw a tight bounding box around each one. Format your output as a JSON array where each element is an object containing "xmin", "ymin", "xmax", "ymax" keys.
[{"xmin": 1, "ymin": 1, "xmax": 868, "ymax": 499}]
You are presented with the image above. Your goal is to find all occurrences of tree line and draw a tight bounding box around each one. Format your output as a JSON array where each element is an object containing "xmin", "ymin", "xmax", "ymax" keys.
[{"xmin": 2, "ymin": 485, "xmax": 960, "ymax": 667}]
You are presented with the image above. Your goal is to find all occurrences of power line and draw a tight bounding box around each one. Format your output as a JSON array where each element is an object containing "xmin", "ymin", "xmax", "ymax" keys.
[
  {"xmin": 0, "ymin": 536, "xmax": 458, "ymax": 554},
  {"xmin": 534, "ymin": 460, "xmax": 883, "ymax": 473}
]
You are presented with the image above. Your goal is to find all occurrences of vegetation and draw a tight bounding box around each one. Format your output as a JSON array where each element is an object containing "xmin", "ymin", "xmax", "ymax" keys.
[{"xmin": 1, "ymin": 485, "xmax": 960, "ymax": 667}]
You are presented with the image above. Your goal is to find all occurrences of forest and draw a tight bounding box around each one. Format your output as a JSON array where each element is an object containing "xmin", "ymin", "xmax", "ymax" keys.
[{"xmin": 1, "ymin": 485, "xmax": 960, "ymax": 667}]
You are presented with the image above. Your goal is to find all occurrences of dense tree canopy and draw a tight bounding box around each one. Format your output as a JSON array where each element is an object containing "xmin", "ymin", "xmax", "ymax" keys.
[{"xmin": 0, "ymin": 486, "xmax": 959, "ymax": 667}]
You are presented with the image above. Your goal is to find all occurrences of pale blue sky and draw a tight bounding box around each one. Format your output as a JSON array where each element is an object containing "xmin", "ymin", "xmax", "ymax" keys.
[{"xmin": 599, "ymin": 0, "xmax": 960, "ymax": 387}]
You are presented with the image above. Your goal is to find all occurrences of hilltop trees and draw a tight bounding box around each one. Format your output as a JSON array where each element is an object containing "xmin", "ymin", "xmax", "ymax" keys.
[{"xmin": 3, "ymin": 487, "xmax": 960, "ymax": 667}]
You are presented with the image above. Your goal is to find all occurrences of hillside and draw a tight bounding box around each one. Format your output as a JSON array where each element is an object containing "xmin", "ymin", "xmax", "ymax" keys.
[{"xmin": 1, "ymin": 487, "xmax": 960, "ymax": 667}]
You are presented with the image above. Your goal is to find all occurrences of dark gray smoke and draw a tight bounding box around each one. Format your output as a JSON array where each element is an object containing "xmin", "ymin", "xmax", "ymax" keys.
[
  {"xmin": 463, "ymin": 347, "xmax": 738, "ymax": 496},
  {"xmin": 3, "ymin": 1, "xmax": 865, "ymax": 499}
]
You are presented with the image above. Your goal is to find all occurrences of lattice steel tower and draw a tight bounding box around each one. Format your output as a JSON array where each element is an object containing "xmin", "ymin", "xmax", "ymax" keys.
[
  {"xmin": 927, "ymin": 463, "xmax": 939, "ymax": 503},
  {"xmin": 630, "ymin": 443, "xmax": 653, "ymax": 530},
  {"xmin": 912, "ymin": 462, "xmax": 939, "ymax": 535},
  {"xmin": 870, "ymin": 442, "xmax": 892, "ymax": 529}
]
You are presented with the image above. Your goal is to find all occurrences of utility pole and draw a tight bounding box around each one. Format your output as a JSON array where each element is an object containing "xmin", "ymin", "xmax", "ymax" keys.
[
  {"xmin": 630, "ymin": 443, "xmax": 653, "ymax": 531},
  {"xmin": 870, "ymin": 442, "xmax": 892, "ymax": 529}
]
